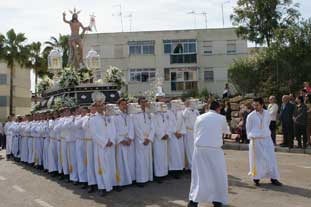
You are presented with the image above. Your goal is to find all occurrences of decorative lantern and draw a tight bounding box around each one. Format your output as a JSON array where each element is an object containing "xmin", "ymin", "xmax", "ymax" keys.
[
  {"xmin": 48, "ymin": 48, "xmax": 63, "ymax": 69},
  {"xmin": 86, "ymin": 48, "xmax": 101, "ymax": 69}
]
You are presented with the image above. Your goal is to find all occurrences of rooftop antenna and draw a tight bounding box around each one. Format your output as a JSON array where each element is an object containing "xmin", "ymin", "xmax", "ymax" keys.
[
  {"xmin": 200, "ymin": 11, "xmax": 208, "ymax": 29},
  {"xmin": 221, "ymin": 0, "xmax": 231, "ymax": 27},
  {"xmin": 113, "ymin": 4, "xmax": 124, "ymax": 32},
  {"xmin": 124, "ymin": 13, "xmax": 133, "ymax": 32},
  {"xmin": 187, "ymin": 10, "xmax": 198, "ymax": 29}
]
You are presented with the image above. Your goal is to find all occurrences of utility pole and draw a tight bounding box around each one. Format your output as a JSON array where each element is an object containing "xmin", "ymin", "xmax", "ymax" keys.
[
  {"xmin": 221, "ymin": 0, "xmax": 230, "ymax": 27},
  {"xmin": 200, "ymin": 12, "xmax": 208, "ymax": 29},
  {"xmin": 113, "ymin": 4, "xmax": 124, "ymax": 32},
  {"xmin": 125, "ymin": 13, "xmax": 133, "ymax": 32}
]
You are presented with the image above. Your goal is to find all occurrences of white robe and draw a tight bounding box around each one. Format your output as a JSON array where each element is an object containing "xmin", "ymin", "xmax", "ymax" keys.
[
  {"xmin": 132, "ymin": 112, "xmax": 155, "ymax": 183},
  {"xmin": 246, "ymin": 110, "xmax": 280, "ymax": 180},
  {"xmin": 42, "ymin": 121, "xmax": 49, "ymax": 170},
  {"xmin": 62, "ymin": 116, "xmax": 78, "ymax": 182},
  {"xmin": 89, "ymin": 113, "xmax": 117, "ymax": 191},
  {"xmin": 56, "ymin": 118, "xmax": 68, "ymax": 175},
  {"xmin": 32, "ymin": 122, "xmax": 44, "ymax": 166},
  {"xmin": 11, "ymin": 122, "xmax": 20, "ymax": 158},
  {"xmin": 20, "ymin": 122, "xmax": 29, "ymax": 162},
  {"xmin": 48, "ymin": 119, "xmax": 58, "ymax": 173},
  {"xmin": 189, "ymin": 111, "xmax": 230, "ymax": 205},
  {"xmin": 168, "ymin": 110, "xmax": 186, "ymax": 171},
  {"xmin": 27, "ymin": 121, "xmax": 34, "ymax": 164},
  {"xmin": 183, "ymin": 108, "xmax": 200, "ymax": 169},
  {"xmin": 81, "ymin": 114, "xmax": 97, "ymax": 186},
  {"xmin": 4, "ymin": 121, "xmax": 13, "ymax": 155},
  {"xmin": 152, "ymin": 112, "xmax": 169, "ymax": 177},
  {"xmin": 74, "ymin": 115, "xmax": 88, "ymax": 183},
  {"xmin": 114, "ymin": 113, "xmax": 135, "ymax": 186}
]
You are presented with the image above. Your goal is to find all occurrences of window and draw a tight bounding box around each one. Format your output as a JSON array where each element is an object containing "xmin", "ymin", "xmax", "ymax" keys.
[
  {"xmin": 163, "ymin": 39, "xmax": 197, "ymax": 54},
  {"xmin": 227, "ymin": 40, "xmax": 237, "ymax": 54},
  {"xmin": 0, "ymin": 74, "xmax": 7, "ymax": 85},
  {"xmin": 166, "ymin": 67, "xmax": 198, "ymax": 91},
  {"xmin": 204, "ymin": 69, "xmax": 214, "ymax": 81},
  {"xmin": 128, "ymin": 41, "xmax": 155, "ymax": 55},
  {"xmin": 129, "ymin": 68, "xmax": 156, "ymax": 82},
  {"xmin": 0, "ymin": 96, "xmax": 7, "ymax": 107},
  {"xmin": 203, "ymin": 41, "xmax": 213, "ymax": 55}
]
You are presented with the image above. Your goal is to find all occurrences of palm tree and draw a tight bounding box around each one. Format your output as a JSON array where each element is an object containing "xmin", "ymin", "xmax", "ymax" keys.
[
  {"xmin": 0, "ymin": 29, "xmax": 31, "ymax": 115},
  {"xmin": 44, "ymin": 34, "xmax": 69, "ymax": 67},
  {"xmin": 27, "ymin": 42, "xmax": 46, "ymax": 101}
]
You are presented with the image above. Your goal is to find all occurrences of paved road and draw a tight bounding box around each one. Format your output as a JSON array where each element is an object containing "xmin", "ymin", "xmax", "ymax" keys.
[{"xmin": 0, "ymin": 150, "xmax": 310, "ymax": 207}]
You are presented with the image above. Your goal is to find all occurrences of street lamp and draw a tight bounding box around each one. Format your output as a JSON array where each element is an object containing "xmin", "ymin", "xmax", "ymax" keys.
[{"xmin": 221, "ymin": 0, "xmax": 230, "ymax": 28}]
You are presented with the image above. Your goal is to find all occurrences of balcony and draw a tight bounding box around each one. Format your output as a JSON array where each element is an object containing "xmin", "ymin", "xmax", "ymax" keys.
[{"xmin": 170, "ymin": 53, "xmax": 197, "ymax": 64}]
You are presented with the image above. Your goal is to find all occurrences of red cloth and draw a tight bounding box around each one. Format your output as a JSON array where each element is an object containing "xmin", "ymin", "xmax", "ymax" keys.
[{"xmin": 305, "ymin": 86, "xmax": 311, "ymax": 94}]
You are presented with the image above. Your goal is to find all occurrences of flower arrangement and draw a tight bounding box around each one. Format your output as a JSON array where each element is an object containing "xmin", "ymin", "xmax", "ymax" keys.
[
  {"xmin": 59, "ymin": 67, "xmax": 80, "ymax": 88},
  {"xmin": 62, "ymin": 96, "xmax": 77, "ymax": 108},
  {"xmin": 78, "ymin": 67, "xmax": 94, "ymax": 83},
  {"xmin": 52, "ymin": 97, "xmax": 63, "ymax": 111},
  {"xmin": 103, "ymin": 66, "xmax": 125, "ymax": 89},
  {"xmin": 37, "ymin": 75, "xmax": 54, "ymax": 96}
]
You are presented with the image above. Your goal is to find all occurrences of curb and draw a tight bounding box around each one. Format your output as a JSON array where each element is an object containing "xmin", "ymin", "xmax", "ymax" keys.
[{"xmin": 223, "ymin": 143, "xmax": 310, "ymax": 155}]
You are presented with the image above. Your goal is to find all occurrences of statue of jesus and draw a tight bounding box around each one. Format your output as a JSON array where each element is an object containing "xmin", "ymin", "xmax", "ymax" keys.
[{"xmin": 63, "ymin": 9, "xmax": 91, "ymax": 69}]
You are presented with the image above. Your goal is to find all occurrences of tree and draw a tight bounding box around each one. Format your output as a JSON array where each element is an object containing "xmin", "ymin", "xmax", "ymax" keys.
[
  {"xmin": 0, "ymin": 29, "xmax": 31, "ymax": 115},
  {"xmin": 28, "ymin": 42, "xmax": 46, "ymax": 101},
  {"xmin": 44, "ymin": 34, "xmax": 69, "ymax": 67},
  {"xmin": 231, "ymin": 0, "xmax": 300, "ymax": 47}
]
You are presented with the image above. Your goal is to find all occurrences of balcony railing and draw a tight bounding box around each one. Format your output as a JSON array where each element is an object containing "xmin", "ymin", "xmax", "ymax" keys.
[{"xmin": 170, "ymin": 53, "xmax": 197, "ymax": 64}]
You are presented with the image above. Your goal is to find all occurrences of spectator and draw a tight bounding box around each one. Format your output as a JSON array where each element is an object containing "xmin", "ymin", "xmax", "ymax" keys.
[
  {"xmin": 222, "ymin": 83, "xmax": 230, "ymax": 99},
  {"xmin": 224, "ymin": 102, "xmax": 232, "ymax": 139},
  {"xmin": 293, "ymin": 96, "xmax": 308, "ymax": 148},
  {"xmin": 279, "ymin": 95, "xmax": 295, "ymax": 148},
  {"xmin": 0, "ymin": 122, "xmax": 4, "ymax": 150},
  {"xmin": 268, "ymin": 96, "xmax": 279, "ymax": 145},
  {"xmin": 305, "ymin": 96, "xmax": 311, "ymax": 146},
  {"xmin": 235, "ymin": 112, "xmax": 244, "ymax": 143},
  {"xmin": 303, "ymin": 82, "xmax": 311, "ymax": 94},
  {"xmin": 241, "ymin": 102, "xmax": 252, "ymax": 144},
  {"xmin": 289, "ymin": 93, "xmax": 296, "ymax": 104}
]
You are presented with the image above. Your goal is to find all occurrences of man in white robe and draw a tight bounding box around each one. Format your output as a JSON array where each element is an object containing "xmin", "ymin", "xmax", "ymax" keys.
[
  {"xmin": 132, "ymin": 97, "xmax": 155, "ymax": 187},
  {"xmin": 74, "ymin": 107, "xmax": 89, "ymax": 188},
  {"xmin": 183, "ymin": 100, "xmax": 200, "ymax": 169},
  {"xmin": 48, "ymin": 111, "xmax": 59, "ymax": 176},
  {"xmin": 168, "ymin": 100, "xmax": 186, "ymax": 178},
  {"xmin": 20, "ymin": 117, "xmax": 29, "ymax": 163},
  {"xmin": 42, "ymin": 115, "xmax": 50, "ymax": 172},
  {"xmin": 62, "ymin": 108, "xmax": 79, "ymax": 184},
  {"xmin": 4, "ymin": 115, "xmax": 15, "ymax": 159},
  {"xmin": 152, "ymin": 104, "xmax": 169, "ymax": 183},
  {"xmin": 32, "ymin": 115, "xmax": 44, "ymax": 169},
  {"xmin": 188, "ymin": 101, "xmax": 231, "ymax": 207},
  {"xmin": 113, "ymin": 98, "xmax": 135, "ymax": 188},
  {"xmin": 246, "ymin": 97, "xmax": 282, "ymax": 187},
  {"xmin": 56, "ymin": 112, "xmax": 69, "ymax": 180},
  {"xmin": 27, "ymin": 117, "xmax": 35, "ymax": 165},
  {"xmin": 89, "ymin": 102, "xmax": 117, "ymax": 196},
  {"xmin": 81, "ymin": 104, "xmax": 97, "ymax": 193},
  {"xmin": 11, "ymin": 118, "xmax": 20, "ymax": 159}
]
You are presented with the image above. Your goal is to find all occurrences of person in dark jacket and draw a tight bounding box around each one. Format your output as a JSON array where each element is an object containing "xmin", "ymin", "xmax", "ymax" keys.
[
  {"xmin": 279, "ymin": 95, "xmax": 295, "ymax": 148},
  {"xmin": 293, "ymin": 96, "xmax": 308, "ymax": 148}
]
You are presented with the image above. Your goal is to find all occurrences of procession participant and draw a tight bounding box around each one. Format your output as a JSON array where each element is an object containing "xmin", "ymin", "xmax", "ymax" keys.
[
  {"xmin": 4, "ymin": 114, "xmax": 15, "ymax": 159},
  {"xmin": 168, "ymin": 99, "xmax": 186, "ymax": 179},
  {"xmin": 88, "ymin": 94, "xmax": 117, "ymax": 196},
  {"xmin": 188, "ymin": 101, "xmax": 231, "ymax": 207},
  {"xmin": 42, "ymin": 113, "xmax": 50, "ymax": 172},
  {"xmin": 74, "ymin": 106, "xmax": 89, "ymax": 188},
  {"xmin": 183, "ymin": 99, "xmax": 200, "ymax": 169},
  {"xmin": 54, "ymin": 110, "xmax": 64, "ymax": 178},
  {"xmin": 246, "ymin": 97, "xmax": 282, "ymax": 187},
  {"xmin": 151, "ymin": 101, "xmax": 169, "ymax": 183},
  {"xmin": 113, "ymin": 98, "xmax": 135, "ymax": 188},
  {"xmin": 11, "ymin": 116, "xmax": 22, "ymax": 160},
  {"xmin": 32, "ymin": 114, "xmax": 44, "ymax": 169},
  {"xmin": 81, "ymin": 103, "xmax": 97, "ymax": 193},
  {"xmin": 62, "ymin": 107, "xmax": 79, "ymax": 184},
  {"xmin": 20, "ymin": 116, "xmax": 29, "ymax": 163},
  {"xmin": 56, "ymin": 109, "xmax": 70, "ymax": 181},
  {"xmin": 48, "ymin": 111, "xmax": 59, "ymax": 176},
  {"xmin": 27, "ymin": 115, "xmax": 35, "ymax": 165},
  {"xmin": 132, "ymin": 97, "xmax": 155, "ymax": 187}
]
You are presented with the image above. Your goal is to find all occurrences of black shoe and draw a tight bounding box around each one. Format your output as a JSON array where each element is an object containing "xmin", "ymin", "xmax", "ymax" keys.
[
  {"xmin": 87, "ymin": 185, "xmax": 96, "ymax": 193},
  {"xmin": 115, "ymin": 186, "xmax": 122, "ymax": 192},
  {"xmin": 73, "ymin": 181, "xmax": 79, "ymax": 186},
  {"xmin": 187, "ymin": 200, "xmax": 198, "ymax": 207},
  {"xmin": 155, "ymin": 177, "xmax": 163, "ymax": 184},
  {"xmin": 136, "ymin": 183, "xmax": 145, "ymax": 188},
  {"xmin": 253, "ymin": 179, "xmax": 260, "ymax": 186},
  {"xmin": 271, "ymin": 179, "xmax": 283, "ymax": 186},
  {"xmin": 213, "ymin": 202, "xmax": 223, "ymax": 207},
  {"xmin": 99, "ymin": 189, "xmax": 107, "ymax": 197},
  {"xmin": 81, "ymin": 183, "xmax": 88, "ymax": 189}
]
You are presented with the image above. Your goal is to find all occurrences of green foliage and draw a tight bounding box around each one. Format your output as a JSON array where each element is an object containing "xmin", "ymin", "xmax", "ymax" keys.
[
  {"xmin": 229, "ymin": 19, "xmax": 311, "ymax": 100},
  {"xmin": 59, "ymin": 67, "xmax": 80, "ymax": 88},
  {"xmin": 231, "ymin": 0, "xmax": 300, "ymax": 46}
]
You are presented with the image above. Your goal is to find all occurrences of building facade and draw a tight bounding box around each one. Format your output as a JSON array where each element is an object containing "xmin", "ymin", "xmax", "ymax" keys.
[
  {"xmin": 0, "ymin": 62, "xmax": 31, "ymax": 121},
  {"xmin": 83, "ymin": 28, "xmax": 248, "ymax": 97}
]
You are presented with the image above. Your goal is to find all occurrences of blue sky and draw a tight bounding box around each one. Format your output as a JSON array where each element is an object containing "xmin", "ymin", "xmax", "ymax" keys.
[{"xmin": 1, "ymin": 0, "xmax": 310, "ymax": 43}]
